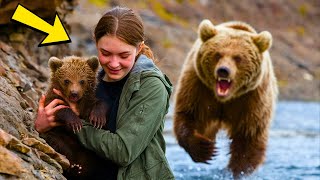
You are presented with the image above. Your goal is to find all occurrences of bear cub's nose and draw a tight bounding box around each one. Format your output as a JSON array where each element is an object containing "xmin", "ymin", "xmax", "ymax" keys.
[
  {"xmin": 70, "ymin": 92, "xmax": 78, "ymax": 98},
  {"xmin": 217, "ymin": 66, "xmax": 230, "ymax": 78}
]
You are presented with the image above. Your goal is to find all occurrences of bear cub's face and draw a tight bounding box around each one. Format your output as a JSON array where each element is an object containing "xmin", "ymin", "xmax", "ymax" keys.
[
  {"xmin": 195, "ymin": 20, "xmax": 272, "ymax": 102},
  {"xmin": 49, "ymin": 56, "xmax": 99, "ymax": 103}
]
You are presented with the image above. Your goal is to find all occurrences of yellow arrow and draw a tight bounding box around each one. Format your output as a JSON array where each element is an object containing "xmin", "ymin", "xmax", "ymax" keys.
[{"xmin": 11, "ymin": 4, "xmax": 71, "ymax": 47}]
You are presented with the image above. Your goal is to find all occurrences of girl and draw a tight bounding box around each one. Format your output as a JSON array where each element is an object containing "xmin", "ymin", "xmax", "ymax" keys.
[{"xmin": 35, "ymin": 6, "xmax": 174, "ymax": 180}]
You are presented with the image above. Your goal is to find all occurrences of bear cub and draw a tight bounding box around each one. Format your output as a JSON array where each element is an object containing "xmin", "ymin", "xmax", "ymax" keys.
[{"xmin": 40, "ymin": 56, "xmax": 115, "ymax": 179}]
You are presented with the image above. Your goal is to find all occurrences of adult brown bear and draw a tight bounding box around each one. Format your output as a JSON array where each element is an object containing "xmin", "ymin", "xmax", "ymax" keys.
[{"xmin": 173, "ymin": 19, "xmax": 278, "ymax": 178}]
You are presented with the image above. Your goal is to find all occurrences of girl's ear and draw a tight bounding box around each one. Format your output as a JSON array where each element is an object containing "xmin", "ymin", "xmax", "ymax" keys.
[{"xmin": 137, "ymin": 41, "xmax": 144, "ymax": 54}]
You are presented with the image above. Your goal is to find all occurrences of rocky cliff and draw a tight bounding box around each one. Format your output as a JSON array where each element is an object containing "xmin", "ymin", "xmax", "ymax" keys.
[{"xmin": 0, "ymin": 0, "xmax": 74, "ymax": 179}]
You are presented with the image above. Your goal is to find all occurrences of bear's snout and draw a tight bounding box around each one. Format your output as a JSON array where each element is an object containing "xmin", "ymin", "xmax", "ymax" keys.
[
  {"xmin": 69, "ymin": 91, "xmax": 80, "ymax": 102},
  {"xmin": 217, "ymin": 66, "xmax": 230, "ymax": 78},
  {"xmin": 70, "ymin": 92, "xmax": 78, "ymax": 97}
]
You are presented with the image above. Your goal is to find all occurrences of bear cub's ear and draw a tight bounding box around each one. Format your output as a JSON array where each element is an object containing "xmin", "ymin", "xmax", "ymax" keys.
[
  {"xmin": 87, "ymin": 56, "xmax": 99, "ymax": 72},
  {"xmin": 252, "ymin": 31, "xmax": 272, "ymax": 53},
  {"xmin": 49, "ymin": 57, "xmax": 63, "ymax": 72},
  {"xmin": 199, "ymin": 19, "xmax": 217, "ymax": 42}
]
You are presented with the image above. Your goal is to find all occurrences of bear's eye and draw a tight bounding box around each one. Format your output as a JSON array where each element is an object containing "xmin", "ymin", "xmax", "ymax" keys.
[
  {"xmin": 213, "ymin": 53, "xmax": 222, "ymax": 61},
  {"xmin": 79, "ymin": 80, "xmax": 85, "ymax": 85},
  {"xmin": 233, "ymin": 55, "xmax": 242, "ymax": 63},
  {"xmin": 64, "ymin": 79, "xmax": 70, "ymax": 85}
]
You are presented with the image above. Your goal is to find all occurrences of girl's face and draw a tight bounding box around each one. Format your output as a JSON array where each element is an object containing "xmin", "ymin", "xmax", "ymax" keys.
[{"xmin": 96, "ymin": 35, "xmax": 140, "ymax": 82}]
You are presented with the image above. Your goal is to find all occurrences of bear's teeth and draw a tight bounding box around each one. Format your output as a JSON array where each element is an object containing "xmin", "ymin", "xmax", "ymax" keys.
[
  {"xmin": 217, "ymin": 78, "xmax": 231, "ymax": 97},
  {"xmin": 218, "ymin": 77, "xmax": 231, "ymax": 83}
]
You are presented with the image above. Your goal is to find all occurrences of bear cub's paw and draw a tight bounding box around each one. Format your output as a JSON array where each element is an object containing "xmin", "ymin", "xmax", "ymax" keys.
[
  {"xmin": 89, "ymin": 101, "xmax": 109, "ymax": 129},
  {"xmin": 65, "ymin": 112, "xmax": 83, "ymax": 133},
  {"xmin": 69, "ymin": 163, "xmax": 83, "ymax": 175}
]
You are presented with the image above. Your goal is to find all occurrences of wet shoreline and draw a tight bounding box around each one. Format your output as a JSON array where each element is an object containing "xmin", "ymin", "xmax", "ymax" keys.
[{"xmin": 164, "ymin": 101, "xmax": 320, "ymax": 179}]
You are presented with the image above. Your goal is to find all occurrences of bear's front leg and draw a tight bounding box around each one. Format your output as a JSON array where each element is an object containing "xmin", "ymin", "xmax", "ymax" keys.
[
  {"xmin": 228, "ymin": 134, "xmax": 267, "ymax": 178},
  {"xmin": 174, "ymin": 113, "xmax": 216, "ymax": 163},
  {"xmin": 55, "ymin": 108, "xmax": 82, "ymax": 133},
  {"xmin": 89, "ymin": 101, "xmax": 109, "ymax": 129}
]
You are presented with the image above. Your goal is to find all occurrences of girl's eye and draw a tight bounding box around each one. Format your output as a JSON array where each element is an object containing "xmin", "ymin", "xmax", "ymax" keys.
[
  {"xmin": 79, "ymin": 80, "xmax": 85, "ymax": 85},
  {"xmin": 100, "ymin": 50, "xmax": 111, "ymax": 56},
  {"xmin": 64, "ymin": 79, "xmax": 70, "ymax": 84},
  {"xmin": 102, "ymin": 52, "xmax": 110, "ymax": 56},
  {"xmin": 120, "ymin": 55, "xmax": 129, "ymax": 59},
  {"xmin": 119, "ymin": 53, "xmax": 130, "ymax": 59}
]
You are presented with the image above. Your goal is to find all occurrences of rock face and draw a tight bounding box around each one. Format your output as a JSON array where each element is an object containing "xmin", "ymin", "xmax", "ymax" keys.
[
  {"xmin": 0, "ymin": 129, "xmax": 68, "ymax": 179},
  {"xmin": 0, "ymin": 67, "xmax": 69, "ymax": 179},
  {"xmin": 0, "ymin": 0, "xmax": 77, "ymax": 179},
  {"xmin": 0, "ymin": 0, "xmax": 76, "ymax": 24}
]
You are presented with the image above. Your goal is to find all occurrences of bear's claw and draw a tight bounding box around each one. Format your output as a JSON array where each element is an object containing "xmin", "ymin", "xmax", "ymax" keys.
[
  {"xmin": 89, "ymin": 101, "xmax": 108, "ymax": 129},
  {"xmin": 67, "ymin": 117, "xmax": 82, "ymax": 133},
  {"xmin": 70, "ymin": 163, "xmax": 83, "ymax": 174},
  {"xmin": 185, "ymin": 132, "xmax": 216, "ymax": 163}
]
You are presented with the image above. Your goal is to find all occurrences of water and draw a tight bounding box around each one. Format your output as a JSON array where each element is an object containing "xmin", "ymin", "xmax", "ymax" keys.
[{"xmin": 164, "ymin": 101, "xmax": 320, "ymax": 180}]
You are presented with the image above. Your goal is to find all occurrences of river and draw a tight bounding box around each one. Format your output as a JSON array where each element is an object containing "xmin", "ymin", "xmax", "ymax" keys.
[{"xmin": 164, "ymin": 101, "xmax": 320, "ymax": 180}]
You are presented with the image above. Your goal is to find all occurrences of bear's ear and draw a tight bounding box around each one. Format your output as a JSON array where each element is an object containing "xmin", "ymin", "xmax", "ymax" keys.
[
  {"xmin": 48, "ymin": 57, "xmax": 63, "ymax": 72},
  {"xmin": 252, "ymin": 31, "xmax": 272, "ymax": 53},
  {"xmin": 87, "ymin": 56, "xmax": 99, "ymax": 72},
  {"xmin": 199, "ymin": 19, "xmax": 217, "ymax": 42}
]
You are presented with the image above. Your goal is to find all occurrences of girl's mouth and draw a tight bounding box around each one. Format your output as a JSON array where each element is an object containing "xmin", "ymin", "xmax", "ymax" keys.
[{"xmin": 108, "ymin": 68, "xmax": 121, "ymax": 74}]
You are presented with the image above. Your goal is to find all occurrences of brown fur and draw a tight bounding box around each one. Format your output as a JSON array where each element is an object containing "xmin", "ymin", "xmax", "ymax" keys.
[
  {"xmin": 45, "ymin": 56, "xmax": 99, "ymax": 120},
  {"xmin": 173, "ymin": 19, "xmax": 278, "ymax": 178},
  {"xmin": 40, "ymin": 56, "xmax": 113, "ymax": 179}
]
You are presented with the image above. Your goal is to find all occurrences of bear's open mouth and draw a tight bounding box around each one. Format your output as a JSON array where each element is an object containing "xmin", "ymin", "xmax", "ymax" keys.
[
  {"xmin": 69, "ymin": 95, "xmax": 80, "ymax": 102},
  {"xmin": 216, "ymin": 77, "xmax": 232, "ymax": 97}
]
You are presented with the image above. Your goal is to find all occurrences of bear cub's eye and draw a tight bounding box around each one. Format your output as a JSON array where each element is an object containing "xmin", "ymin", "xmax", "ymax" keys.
[
  {"xmin": 64, "ymin": 79, "xmax": 70, "ymax": 85},
  {"xmin": 79, "ymin": 80, "xmax": 85, "ymax": 85}
]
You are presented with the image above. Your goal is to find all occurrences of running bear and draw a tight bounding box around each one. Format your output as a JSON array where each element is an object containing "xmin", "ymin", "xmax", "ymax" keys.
[{"xmin": 173, "ymin": 20, "xmax": 278, "ymax": 178}]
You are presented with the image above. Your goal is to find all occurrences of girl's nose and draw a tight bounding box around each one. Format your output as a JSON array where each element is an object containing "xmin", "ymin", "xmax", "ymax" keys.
[{"xmin": 108, "ymin": 56, "xmax": 120, "ymax": 68}]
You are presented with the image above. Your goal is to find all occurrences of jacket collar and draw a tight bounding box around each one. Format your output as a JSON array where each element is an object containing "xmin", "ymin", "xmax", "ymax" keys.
[
  {"xmin": 132, "ymin": 55, "xmax": 172, "ymax": 95},
  {"xmin": 131, "ymin": 55, "xmax": 156, "ymax": 74}
]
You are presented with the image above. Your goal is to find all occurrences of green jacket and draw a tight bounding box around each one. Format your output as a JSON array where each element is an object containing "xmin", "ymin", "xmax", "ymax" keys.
[{"xmin": 77, "ymin": 55, "xmax": 175, "ymax": 179}]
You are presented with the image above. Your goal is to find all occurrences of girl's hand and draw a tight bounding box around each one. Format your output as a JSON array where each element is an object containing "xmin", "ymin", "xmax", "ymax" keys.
[{"xmin": 34, "ymin": 95, "xmax": 68, "ymax": 133}]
